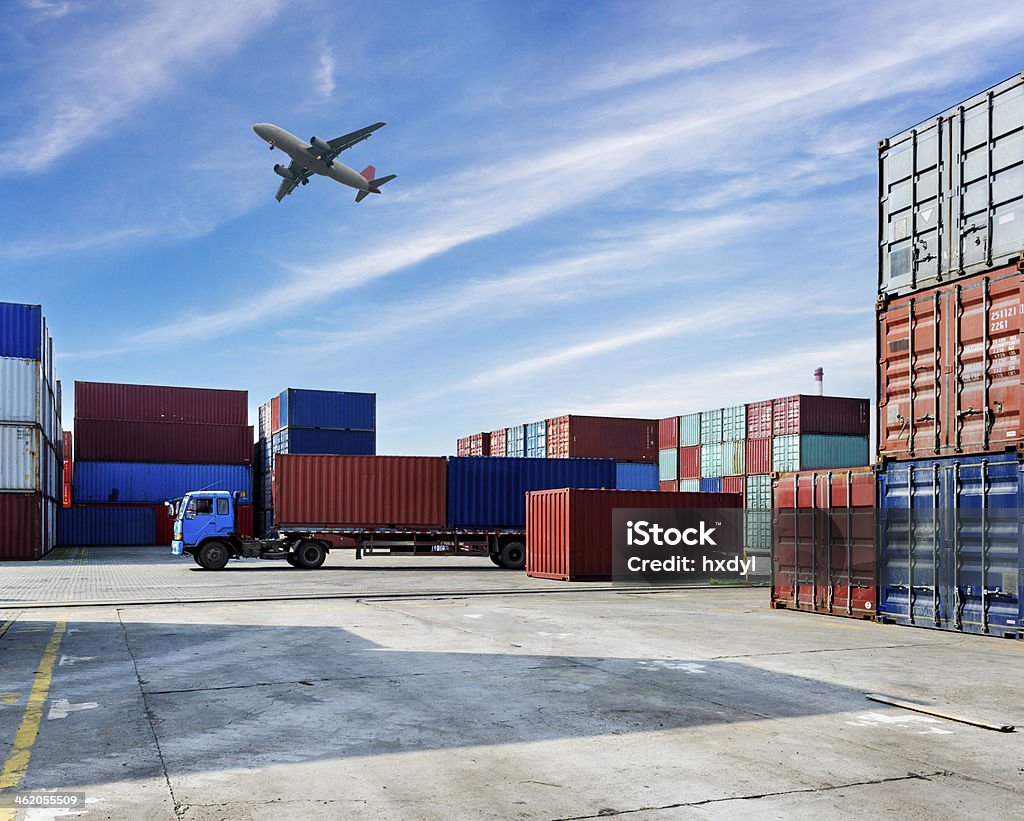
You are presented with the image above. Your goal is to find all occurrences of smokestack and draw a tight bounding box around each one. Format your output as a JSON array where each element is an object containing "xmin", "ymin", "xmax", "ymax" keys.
[{"xmin": 814, "ymin": 367, "xmax": 823, "ymax": 396}]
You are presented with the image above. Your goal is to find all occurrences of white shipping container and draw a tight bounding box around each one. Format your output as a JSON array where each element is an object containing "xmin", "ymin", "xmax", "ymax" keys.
[
  {"xmin": 0, "ymin": 357, "xmax": 60, "ymax": 447},
  {"xmin": 0, "ymin": 425, "xmax": 41, "ymax": 491}
]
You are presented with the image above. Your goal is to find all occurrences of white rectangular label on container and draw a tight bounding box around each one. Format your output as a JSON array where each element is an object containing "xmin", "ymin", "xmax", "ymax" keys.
[{"xmin": 998, "ymin": 213, "xmax": 1016, "ymax": 224}]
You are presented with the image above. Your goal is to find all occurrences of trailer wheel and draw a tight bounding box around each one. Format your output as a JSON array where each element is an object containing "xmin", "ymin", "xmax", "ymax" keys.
[
  {"xmin": 197, "ymin": 541, "xmax": 230, "ymax": 571},
  {"xmin": 294, "ymin": 540, "xmax": 327, "ymax": 569},
  {"xmin": 498, "ymin": 540, "xmax": 526, "ymax": 570},
  {"xmin": 489, "ymin": 554, "xmax": 503, "ymax": 567}
]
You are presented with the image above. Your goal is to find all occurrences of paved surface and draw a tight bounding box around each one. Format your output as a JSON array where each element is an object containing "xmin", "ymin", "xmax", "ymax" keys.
[
  {"xmin": 0, "ymin": 549, "xmax": 1022, "ymax": 819},
  {"xmin": 0, "ymin": 547, "xmax": 767, "ymax": 608}
]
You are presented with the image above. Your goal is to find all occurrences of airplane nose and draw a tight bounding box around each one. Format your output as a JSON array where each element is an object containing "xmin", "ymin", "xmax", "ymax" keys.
[{"xmin": 253, "ymin": 123, "xmax": 271, "ymax": 140}]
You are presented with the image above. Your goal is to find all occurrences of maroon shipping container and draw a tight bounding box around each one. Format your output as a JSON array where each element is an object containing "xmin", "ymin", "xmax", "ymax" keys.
[
  {"xmin": 746, "ymin": 437, "xmax": 772, "ymax": 475},
  {"xmin": 75, "ymin": 420, "xmax": 254, "ymax": 464},
  {"xmin": 0, "ymin": 493, "xmax": 43, "ymax": 560},
  {"xmin": 75, "ymin": 381, "xmax": 248, "ymax": 425},
  {"xmin": 677, "ymin": 445, "xmax": 700, "ymax": 479},
  {"xmin": 274, "ymin": 454, "xmax": 447, "ymax": 528},
  {"xmin": 658, "ymin": 416, "xmax": 679, "ymax": 449},
  {"xmin": 877, "ymin": 264, "xmax": 1023, "ymax": 460},
  {"xmin": 771, "ymin": 395, "xmax": 870, "ymax": 437},
  {"xmin": 658, "ymin": 480, "xmax": 678, "ymax": 492},
  {"xmin": 746, "ymin": 400, "xmax": 773, "ymax": 438},
  {"xmin": 722, "ymin": 476, "xmax": 745, "ymax": 498},
  {"xmin": 545, "ymin": 415, "xmax": 657, "ymax": 462},
  {"xmin": 490, "ymin": 428, "xmax": 507, "ymax": 457},
  {"xmin": 63, "ymin": 431, "xmax": 72, "ymax": 461},
  {"xmin": 771, "ymin": 467, "xmax": 876, "ymax": 619},
  {"xmin": 458, "ymin": 432, "xmax": 490, "ymax": 457},
  {"xmin": 527, "ymin": 488, "xmax": 742, "ymax": 581}
]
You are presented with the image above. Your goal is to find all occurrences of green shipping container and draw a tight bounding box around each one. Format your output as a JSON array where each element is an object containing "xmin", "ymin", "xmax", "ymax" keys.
[
  {"xmin": 722, "ymin": 405, "xmax": 746, "ymax": 442},
  {"xmin": 678, "ymin": 413, "xmax": 701, "ymax": 447},
  {"xmin": 771, "ymin": 434, "xmax": 870, "ymax": 473},
  {"xmin": 658, "ymin": 447, "xmax": 678, "ymax": 481},
  {"xmin": 745, "ymin": 474, "xmax": 771, "ymax": 510},
  {"xmin": 700, "ymin": 409, "xmax": 723, "ymax": 443},
  {"xmin": 699, "ymin": 442, "xmax": 723, "ymax": 477},
  {"xmin": 722, "ymin": 439, "xmax": 745, "ymax": 475},
  {"xmin": 678, "ymin": 478, "xmax": 700, "ymax": 492}
]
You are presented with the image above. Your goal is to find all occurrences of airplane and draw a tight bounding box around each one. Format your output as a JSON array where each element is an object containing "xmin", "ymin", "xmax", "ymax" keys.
[{"xmin": 252, "ymin": 122, "xmax": 396, "ymax": 203}]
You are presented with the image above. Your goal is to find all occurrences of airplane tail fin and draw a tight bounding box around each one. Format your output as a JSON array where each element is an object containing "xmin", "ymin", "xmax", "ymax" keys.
[
  {"xmin": 359, "ymin": 165, "xmax": 376, "ymax": 182},
  {"xmin": 355, "ymin": 167, "xmax": 397, "ymax": 202}
]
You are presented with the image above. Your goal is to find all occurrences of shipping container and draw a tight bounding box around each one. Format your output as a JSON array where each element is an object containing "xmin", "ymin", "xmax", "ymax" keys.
[
  {"xmin": 270, "ymin": 394, "xmax": 281, "ymax": 432},
  {"xmin": 258, "ymin": 402, "xmax": 271, "ymax": 442},
  {"xmin": 746, "ymin": 400, "xmax": 773, "ymax": 439},
  {"xmin": 456, "ymin": 436, "xmax": 471, "ymax": 456},
  {"xmin": 75, "ymin": 420, "xmax": 254, "ymax": 464},
  {"xmin": 722, "ymin": 476, "xmax": 745, "ymax": 497},
  {"xmin": 745, "ymin": 510, "xmax": 772, "ymax": 552},
  {"xmin": 545, "ymin": 416, "xmax": 657, "ymax": 462},
  {"xmin": 700, "ymin": 408, "xmax": 723, "ymax": 443},
  {"xmin": 745, "ymin": 474, "xmax": 771, "ymax": 510},
  {"xmin": 879, "ymin": 72, "xmax": 1024, "ymax": 299},
  {"xmin": 72, "ymin": 462, "xmax": 253, "ymax": 504},
  {"xmin": 700, "ymin": 442, "xmax": 723, "ymax": 478},
  {"xmin": 526, "ymin": 488, "xmax": 743, "ymax": 581},
  {"xmin": 659, "ymin": 480, "xmax": 678, "ymax": 492},
  {"xmin": 678, "ymin": 479, "xmax": 700, "ymax": 492},
  {"xmin": 506, "ymin": 425, "xmax": 526, "ymax": 457},
  {"xmin": 772, "ymin": 467, "xmax": 876, "ymax": 618},
  {"xmin": 0, "ymin": 357, "xmax": 47, "ymax": 425},
  {"xmin": 877, "ymin": 453, "xmax": 1024, "ymax": 637},
  {"xmin": 490, "ymin": 428, "xmax": 507, "ymax": 457},
  {"xmin": 658, "ymin": 447, "xmax": 677, "ymax": 481},
  {"xmin": 677, "ymin": 445, "xmax": 700, "ymax": 479},
  {"xmin": 274, "ymin": 455, "xmax": 447, "ymax": 528},
  {"xmin": 99, "ymin": 502, "xmax": 253, "ymax": 545},
  {"xmin": 771, "ymin": 395, "xmax": 870, "ymax": 437},
  {"xmin": 700, "ymin": 477, "xmax": 722, "ymax": 493},
  {"xmin": 525, "ymin": 421, "xmax": 547, "ymax": 458},
  {"xmin": 57, "ymin": 506, "xmax": 155, "ymax": 546},
  {"xmin": 459, "ymin": 432, "xmax": 491, "ymax": 457},
  {"xmin": 658, "ymin": 416, "xmax": 679, "ymax": 450},
  {"xmin": 0, "ymin": 492, "xmax": 50, "ymax": 560},
  {"xmin": 74, "ymin": 381, "xmax": 248, "ymax": 425},
  {"xmin": 614, "ymin": 462, "xmax": 659, "ymax": 491},
  {"xmin": 722, "ymin": 405, "xmax": 746, "ymax": 441},
  {"xmin": 771, "ymin": 434, "xmax": 870, "ymax": 473},
  {"xmin": 0, "ymin": 425, "xmax": 56, "ymax": 494},
  {"xmin": 278, "ymin": 388, "xmax": 375, "ymax": 430},
  {"xmin": 273, "ymin": 427, "xmax": 376, "ymax": 457},
  {"xmin": 877, "ymin": 265, "xmax": 1024, "ymax": 461},
  {"xmin": 0, "ymin": 303, "xmax": 42, "ymax": 360},
  {"xmin": 746, "ymin": 437, "xmax": 772, "ymax": 475},
  {"xmin": 678, "ymin": 413, "xmax": 701, "ymax": 447},
  {"xmin": 722, "ymin": 439, "xmax": 746, "ymax": 476},
  {"xmin": 447, "ymin": 456, "xmax": 616, "ymax": 529}
]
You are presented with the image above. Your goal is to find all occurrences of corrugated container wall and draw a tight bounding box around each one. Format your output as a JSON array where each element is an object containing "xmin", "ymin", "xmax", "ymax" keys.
[
  {"xmin": 0, "ymin": 303, "xmax": 42, "ymax": 359},
  {"xmin": 527, "ymin": 489, "xmax": 743, "ymax": 581},
  {"xmin": 490, "ymin": 428, "xmax": 507, "ymax": 457},
  {"xmin": 722, "ymin": 405, "xmax": 746, "ymax": 441},
  {"xmin": 700, "ymin": 442, "xmax": 723, "ymax": 477},
  {"xmin": 771, "ymin": 395, "xmax": 870, "ymax": 437},
  {"xmin": 506, "ymin": 425, "xmax": 526, "ymax": 457},
  {"xmin": 525, "ymin": 421, "xmax": 547, "ymax": 458},
  {"xmin": 278, "ymin": 389, "xmax": 375, "ymax": 430},
  {"xmin": 700, "ymin": 478, "xmax": 722, "ymax": 493},
  {"xmin": 447, "ymin": 456, "xmax": 617, "ymax": 529},
  {"xmin": 74, "ymin": 382, "xmax": 248, "ymax": 425},
  {"xmin": 658, "ymin": 448, "xmax": 677, "ymax": 481},
  {"xmin": 72, "ymin": 462, "xmax": 252, "ymax": 504},
  {"xmin": 659, "ymin": 416, "xmax": 679, "ymax": 450},
  {"xmin": 879, "ymin": 72, "xmax": 1024, "ymax": 298},
  {"xmin": 746, "ymin": 437, "xmax": 772, "ymax": 475},
  {"xmin": 274, "ymin": 455, "xmax": 447, "ymax": 529},
  {"xmin": 746, "ymin": 400, "xmax": 773, "ymax": 438},
  {"xmin": 721, "ymin": 476, "xmax": 745, "ymax": 497},
  {"xmin": 57, "ymin": 507, "xmax": 155, "ymax": 546},
  {"xmin": 275, "ymin": 427, "xmax": 375, "ymax": 456},
  {"xmin": 678, "ymin": 479, "xmax": 700, "ymax": 492},
  {"xmin": 546, "ymin": 416, "xmax": 657, "ymax": 462},
  {"xmin": 659, "ymin": 480, "xmax": 678, "ymax": 492},
  {"xmin": 678, "ymin": 413, "xmax": 700, "ymax": 447},
  {"xmin": 771, "ymin": 434, "xmax": 870, "ymax": 473},
  {"xmin": 877, "ymin": 265, "xmax": 1023, "ymax": 461},
  {"xmin": 614, "ymin": 462, "xmax": 659, "ymax": 491},
  {"xmin": 877, "ymin": 453, "xmax": 1023, "ymax": 637},
  {"xmin": 722, "ymin": 440, "xmax": 745, "ymax": 476},
  {"xmin": 745, "ymin": 474, "xmax": 771, "ymax": 510},
  {"xmin": 0, "ymin": 494, "xmax": 50, "ymax": 559},
  {"xmin": 678, "ymin": 445, "xmax": 700, "ymax": 479},
  {"xmin": 75, "ymin": 420, "xmax": 254, "ymax": 464},
  {"xmin": 700, "ymin": 408, "xmax": 723, "ymax": 443}
]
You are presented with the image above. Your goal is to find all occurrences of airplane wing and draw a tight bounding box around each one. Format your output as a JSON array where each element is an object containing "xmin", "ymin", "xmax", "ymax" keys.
[
  {"xmin": 274, "ymin": 161, "xmax": 312, "ymax": 202},
  {"xmin": 323, "ymin": 122, "xmax": 386, "ymax": 163}
]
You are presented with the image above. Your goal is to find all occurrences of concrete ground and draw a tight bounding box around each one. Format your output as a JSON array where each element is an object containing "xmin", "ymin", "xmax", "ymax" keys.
[{"xmin": 0, "ymin": 549, "xmax": 1021, "ymax": 819}]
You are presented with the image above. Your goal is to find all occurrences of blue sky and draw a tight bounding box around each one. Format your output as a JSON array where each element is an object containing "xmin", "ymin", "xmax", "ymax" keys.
[{"xmin": 2, "ymin": 1, "xmax": 1023, "ymax": 454}]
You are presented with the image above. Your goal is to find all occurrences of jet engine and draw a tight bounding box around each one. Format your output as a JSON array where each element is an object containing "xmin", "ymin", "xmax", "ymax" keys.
[
  {"xmin": 273, "ymin": 164, "xmax": 296, "ymax": 180},
  {"xmin": 310, "ymin": 136, "xmax": 332, "ymax": 155}
]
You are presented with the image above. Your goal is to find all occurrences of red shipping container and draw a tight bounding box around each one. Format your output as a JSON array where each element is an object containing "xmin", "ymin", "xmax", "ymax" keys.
[
  {"xmin": 75, "ymin": 420, "xmax": 253, "ymax": 464},
  {"xmin": 771, "ymin": 395, "xmax": 869, "ymax": 437},
  {"xmin": 0, "ymin": 493, "xmax": 42, "ymax": 560},
  {"xmin": 877, "ymin": 264, "xmax": 1023, "ymax": 460},
  {"xmin": 274, "ymin": 455, "xmax": 447, "ymax": 528},
  {"xmin": 462, "ymin": 432, "xmax": 491, "ymax": 457},
  {"xmin": 63, "ymin": 457, "xmax": 72, "ymax": 484},
  {"xmin": 771, "ymin": 467, "xmax": 876, "ymax": 619},
  {"xmin": 63, "ymin": 431, "xmax": 73, "ymax": 461},
  {"xmin": 545, "ymin": 416, "xmax": 657, "ymax": 462},
  {"xmin": 658, "ymin": 416, "xmax": 679, "ymax": 449},
  {"xmin": 746, "ymin": 400, "xmax": 772, "ymax": 438},
  {"xmin": 63, "ymin": 483, "xmax": 72, "ymax": 508},
  {"xmin": 75, "ymin": 381, "xmax": 248, "ymax": 425},
  {"xmin": 677, "ymin": 445, "xmax": 700, "ymax": 479},
  {"xmin": 658, "ymin": 480, "xmax": 678, "ymax": 492},
  {"xmin": 489, "ymin": 428, "xmax": 507, "ymax": 456},
  {"xmin": 270, "ymin": 395, "xmax": 281, "ymax": 432},
  {"xmin": 527, "ymin": 488, "xmax": 743, "ymax": 581},
  {"xmin": 745, "ymin": 437, "xmax": 772, "ymax": 475},
  {"xmin": 722, "ymin": 476, "xmax": 745, "ymax": 499}
]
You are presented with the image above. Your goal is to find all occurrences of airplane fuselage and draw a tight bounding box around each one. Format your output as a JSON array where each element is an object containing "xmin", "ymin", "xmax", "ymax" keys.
[{"xmin": 252, "ymin": 124, "xmax": 370, "ymax": 191}]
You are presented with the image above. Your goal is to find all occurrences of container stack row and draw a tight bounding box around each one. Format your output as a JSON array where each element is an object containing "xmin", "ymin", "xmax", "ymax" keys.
[
  {"xmin": 0, "ymin": 302, "xmax": 62, "ymax": 560},
  {"xmin": 458, "ymin": 415, "xmax": 658, "ymax": 463},
  {"xmin": 62, "ymin": 382, "xmax": 254, "ymax": 547},
  {"xmin": 256, "ymin": 389, "xmax": 376, "ymax": 536}
]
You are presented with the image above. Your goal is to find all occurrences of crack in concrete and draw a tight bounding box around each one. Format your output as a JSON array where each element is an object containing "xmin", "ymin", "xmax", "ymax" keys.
[
  {"xmin": 551, "ymin": 771, "xmax": 950, "ymax": 819},
  {"xmin": 711, "ymin": 643, "xmax": 933, "ymax": 659}
]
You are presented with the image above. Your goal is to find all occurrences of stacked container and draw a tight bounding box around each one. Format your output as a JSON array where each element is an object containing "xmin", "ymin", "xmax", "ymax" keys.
[
  {"xmin": 0, "ymin": 303, "xmax": 62, "ymax": 560},
  {"xmin": 462, "ymin": 416, "xmax": 657, "ymax": 463},
  {"xmin": 874, "ymin": 72, "xmax": 1024, "ymax": 637},
  {"xmin": 456, "ymin": 433, "xmax": 491, "ymax": 457},
  {"xmin": 69, "ymin": 382, "xmax": 253, "ymax": 546},
  {"xmin": 525, "ymin": 420, "xmax": 547, "ymax": 458},
  {"xmin": 489, "ymin": 428, "xmax": 507, "ymax": 457},
  {"xmin": 256, "ymin": 388, "xmax": 376, "ymax": 535}
]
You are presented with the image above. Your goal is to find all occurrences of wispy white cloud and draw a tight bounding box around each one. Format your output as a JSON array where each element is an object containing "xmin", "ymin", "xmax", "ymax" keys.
[
  {"xmin": 0, "ymin": 0, "xmax": 281, "ymax": 174},
  {"xmin": 315, "ymin": 48, "xmax": 336, "ymax": 98},
  {"xmin": 0, "ymin": 226, "xmax": 158, "ymax": 260},
  {"xmin": 23, "ymin": 0, "xmax": 76, "ymax": 18}
]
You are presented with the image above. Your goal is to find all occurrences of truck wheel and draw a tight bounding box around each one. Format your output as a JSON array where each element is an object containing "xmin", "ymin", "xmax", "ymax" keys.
[
  {"xmin": 294, "ymin": 540, "xmax": 327, "ymax": 569},
  {"xmin": 192, "ymin": 552, "xmax": 203, "ymax": 566},
  {"xmin": 286, "ymin": 554, "xmax": 300, "ymax": 567},
  {"xmin": 489, "ymin": 554, "xmax": 503, "ymax": 567},
  {"xmin": 498, "ymin": 540, "xmax": 526, "ymax": 570},
  {"xmin": 197, "ymin": 541, "xmax": 230, "ymax": 571}
]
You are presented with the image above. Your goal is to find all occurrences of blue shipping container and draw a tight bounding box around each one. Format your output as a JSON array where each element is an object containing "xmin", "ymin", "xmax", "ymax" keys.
[
  {"xmin": 0, "ymin": 302, "xmax": 42, "ymax": 360},
  {"xmin": 877, "ymin": 453, "xmax": 1024, "ymax": 638},
  {"xmin": 278, "ymin": 388, "xmax": 376, "ymax": 430},
  {"xmin": 615, "ymin": 462, "xmax": 659, "ymax": 491},
  {"xmin": 525, "ymin": 421, "xmax": 547, "ymax": 458},
  {"xmin": 73, "ymin": 462, "xmax": 253, "ymax": 504},
  {"xmin": 700, "ymin": 477, "xmax": 723, "ymax": 493},
  {"xmin": 506, "ymin": 426, "xmax": 526, "ymax": 457},
  {"xmin": 447, "ymin": 457, "xmax": 617, "ymax": 528},
  {"xmin": 274, "ymin": 427, "xmax": 376, "ymax": 456},
  {"xmin": 58, "ymin": 507, "xmax": 155, "ymax": 546}
]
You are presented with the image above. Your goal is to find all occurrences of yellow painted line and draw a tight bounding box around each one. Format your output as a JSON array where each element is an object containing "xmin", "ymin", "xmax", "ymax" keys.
[{"xmin": 0, "ymin": 621, "xmax": 66, "ymax": 806}]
